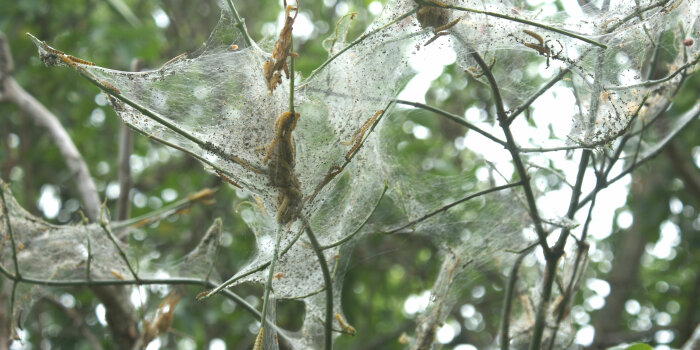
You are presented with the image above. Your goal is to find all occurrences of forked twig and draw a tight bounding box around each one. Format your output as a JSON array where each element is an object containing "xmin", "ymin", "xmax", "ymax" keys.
[
  {"xmin": 98, "ymin": 205, "xmax": 141, "ymax": 283},
  {"xmin": 224, "ymin": 0, "xmax": 253, "ymax": 47}
]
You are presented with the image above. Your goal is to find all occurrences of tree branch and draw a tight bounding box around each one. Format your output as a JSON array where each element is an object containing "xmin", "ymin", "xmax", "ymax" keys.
[
  {"xmin": 42, "ymin": 296, "xmax": 105, "ymax": 350},
  {"xmin": 682, "ymin": 323, "xmax": 700, "ymax": 350},
  {"xmin": 578, "ymin": 103, "xmax": 700, "ymax": 210},
  {"xmin": 665, "ymin": 140, "xmax": 700, "ymax": 203},
  {"xmin": 115, "ymin": 59, "xmax": 141, "ymax": 221},
  {"xmin": 1, "ymin": 78, "xmax": 102, "ymax": 221},
  {"xmin": 500, "ymin": 252, "xmax": 527, "ymax": 350},
  {"xmin": 454, "ymin": 33, "xmax": 551, "ymax": 258},
  {"xmin": 395, "ymin": 99, "xmax": 507, "ymax": 147},
  {"xmin": 382, "ymin": 181, "xmax": 522, "ymax": 235},
  {"xmin": 304, "ymin": 219, "xmax": 334, "ymax": 350}
]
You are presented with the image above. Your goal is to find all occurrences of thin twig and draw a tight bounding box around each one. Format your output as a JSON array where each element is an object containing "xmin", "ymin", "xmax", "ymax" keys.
[
  {"xmin": 303, "ymin": 219, "xmax": 334, "ymax": 350},
  {"xmin": 207, "ymin": 182, "xmax": 520, "ymax": 300},
  {"xmin": 529, "ymin": 257, "xmax": 558, "ymax": 350},
  {"xmin": 507, "ymin": 68, "xmax": 571, "ymax": 125},
  {"xmin": 546, "ymin": 241, "xmax": 589, "ymax": 350},
  {"xmin": 200, "ymin": 262, "xmax": 270, "ymax": 300},
  {"xmin": 500, "ymin": 252, "xmax": 527, "ymax": 350},
  {"xmin": 417, "ymin": 0, "xmax": 606, "ymax": 48},
  {"xmin": 115, "ymin": 187, "xmax": 215, "ymax": 226},
  {"xmin": 307, "ymin": 102, "xmax": 393, "ymax": 205},
  {"xmin": 99, "ymin": 205, "xmax": 140, "ymax": 283},
  {"xmin": 115, "ymin": 59, "xmax": 141, "ymax": 221},
  {"xmin": 579, "ymin": 184, "xmax": 598, "ymax": 243},
  {"xmin": 383, "ymin": 181, "xmax": 522, "ymax": 234},
  {"xmin": 26, "ymin": 33, "xmax": 262, "ymax": 178},
  {"xmin": 302, "ymin": 8, "xmax": 418, "ymax": 85},
  {"xmin": 199, "ymin": 221, "xmax": 309, "ymax": 300},
  {"xmin": 0, "ymin": 263, "xmax": 283, "ymax": 336},
  {"xmin": 225, "ymin": 0, "xmax": 253, "ymax": 47},
  {"xmin": 395, "ymin": 99, "xmax": 507, "ymax": 147},
  {"xmin": 555, "ymin": 150, "xmax": 590, "ymax": 253},
  {"xmin": 578, "ymin": 103, "xmax": 700, "ymax": 209},
  {"xmin": 526, "ymin": 163, "xmax": 574, "ymax": 189},
  {"xmin": 260, "ymin": 226, "xmax": 283, "ymax": 345},
  {"xmin": 321, "ymin": 184, "xmax": 387, "ymax": 250},
  {"xmin": 526, "ymin": 129, "xmax": 591, "ymax": 350},
  {"xmin": 607, "ymin": 57, "xmax": 699, "ymax": 90},
  {"xmin": 198, "ymin": 182, "xmax": 383, "ymax": 297},
  {"xmin": 605, "ymin": 0, "xmax": 673, "ymax": 33},
  {"xmin": 519, "ymin": 145, "xmax": 584, "ymax": 153}
]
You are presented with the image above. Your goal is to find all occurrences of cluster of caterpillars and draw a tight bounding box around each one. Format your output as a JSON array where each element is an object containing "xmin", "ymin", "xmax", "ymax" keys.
[
  {"xmin": 263, "ymin": 110, "xmax": 302, "ymax": 224},
  {"xmin": 259, "ymin": 0, "xmax": 303, "ymax": 224},
  {"xmin": 263, "ymin": 1, "xmax": 298, "ymax": 93},
  {"xmin": 260, "ymin": 2, "xmax": 389, "ymax": 226},
  {"xmin": 415, "ymin": 0, "xmax": 461, "ymax": 46}
]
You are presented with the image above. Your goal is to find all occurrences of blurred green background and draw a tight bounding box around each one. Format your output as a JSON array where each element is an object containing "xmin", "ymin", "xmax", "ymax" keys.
[{"xmin": 0, "ymin": 0, "xmax": 698, "ymax": 349}]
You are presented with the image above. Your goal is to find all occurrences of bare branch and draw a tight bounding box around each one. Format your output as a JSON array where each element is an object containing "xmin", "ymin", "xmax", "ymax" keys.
[
  {"xmin": 507, "ymin": 68, "xmax": 570, "ymax": 125},
  {"xmin": 453, "ymin": 33, "xmax": 552, "ymax": 258},
  {"xmin": 1, "ymin": 77, "xmax": 102, "ymax": 221},
  {"xmin": 0, "ymin": 33, "xmax": 14, "ymax": 84},
  {"xmin": 395, "ymin": 99, "xmax": 507, "ymax": 147},
  {"xmin": 115, "ymin": 59, "xmax": 141, "ymax": 221},
  {"xmin": 500, "ymin": 252, "xmax": 527, "ymax": 350},
  {"xmin": 42, "ymin": 296, "xmax": 104, "ymax": 350},
  {"xmin": 303, "ymin": 219, "xmax": 334, "ymax": 350},
  {"xmin": 578, "ymin": 102, "xmax": 700, "ymax": 209}
]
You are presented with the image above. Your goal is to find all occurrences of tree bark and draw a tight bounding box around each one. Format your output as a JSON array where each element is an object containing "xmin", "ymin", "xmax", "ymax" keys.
[
  {"xmin": 0, "ymin": 281, "xmax": 11, "ymax": 350},
  {"xmin": 590, "ymin": 167, "xmax": 667, "ymax": 349}
]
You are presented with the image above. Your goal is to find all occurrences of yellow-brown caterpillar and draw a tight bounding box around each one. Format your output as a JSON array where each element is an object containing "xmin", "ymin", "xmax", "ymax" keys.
[
  {"xmin": 110, "ymin": 269, "xmax": 126, "ymax": 280},
  {"xmin": 195, "ymin": 290, "xmax": 210, "ymax": 300},
  {"xmin": 65, "ymin": 54, "xmax": 94, "ymax": 66},
  {"xmin": 342, "ymin": 110, "xmax": 383, "ymax": 160},
  {"xmin": 215, "ymin": 170, "xmax": 243, "ymax": 189},
  {"xmin": 520, "ymin": 29, "xmax": 564, "ymax": 68},
  {"xmin": 335, "ymin": 313, "xmax": 357, "ymax": 336},
  {"xmin": 522, "ymin": 29, "xmax": 544, "ymax": 46},
  {"xmin": 98, "ymin": 80, "xmax": 121, "ymax": 95},
  {"xmin": 253, "ymin": 328, "xmax": 264, "ymax": 350}
]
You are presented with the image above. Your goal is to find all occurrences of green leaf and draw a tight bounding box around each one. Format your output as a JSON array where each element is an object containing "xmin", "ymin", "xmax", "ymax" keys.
[{"xmin": 624, "ymin": 343, "xmax": 653, "ymax": 350}]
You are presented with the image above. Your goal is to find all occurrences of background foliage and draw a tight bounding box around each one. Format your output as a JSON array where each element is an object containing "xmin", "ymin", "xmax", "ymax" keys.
[{"xmin": 0, "ymin": 0, "xmax": 698, "ymax": 349}]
